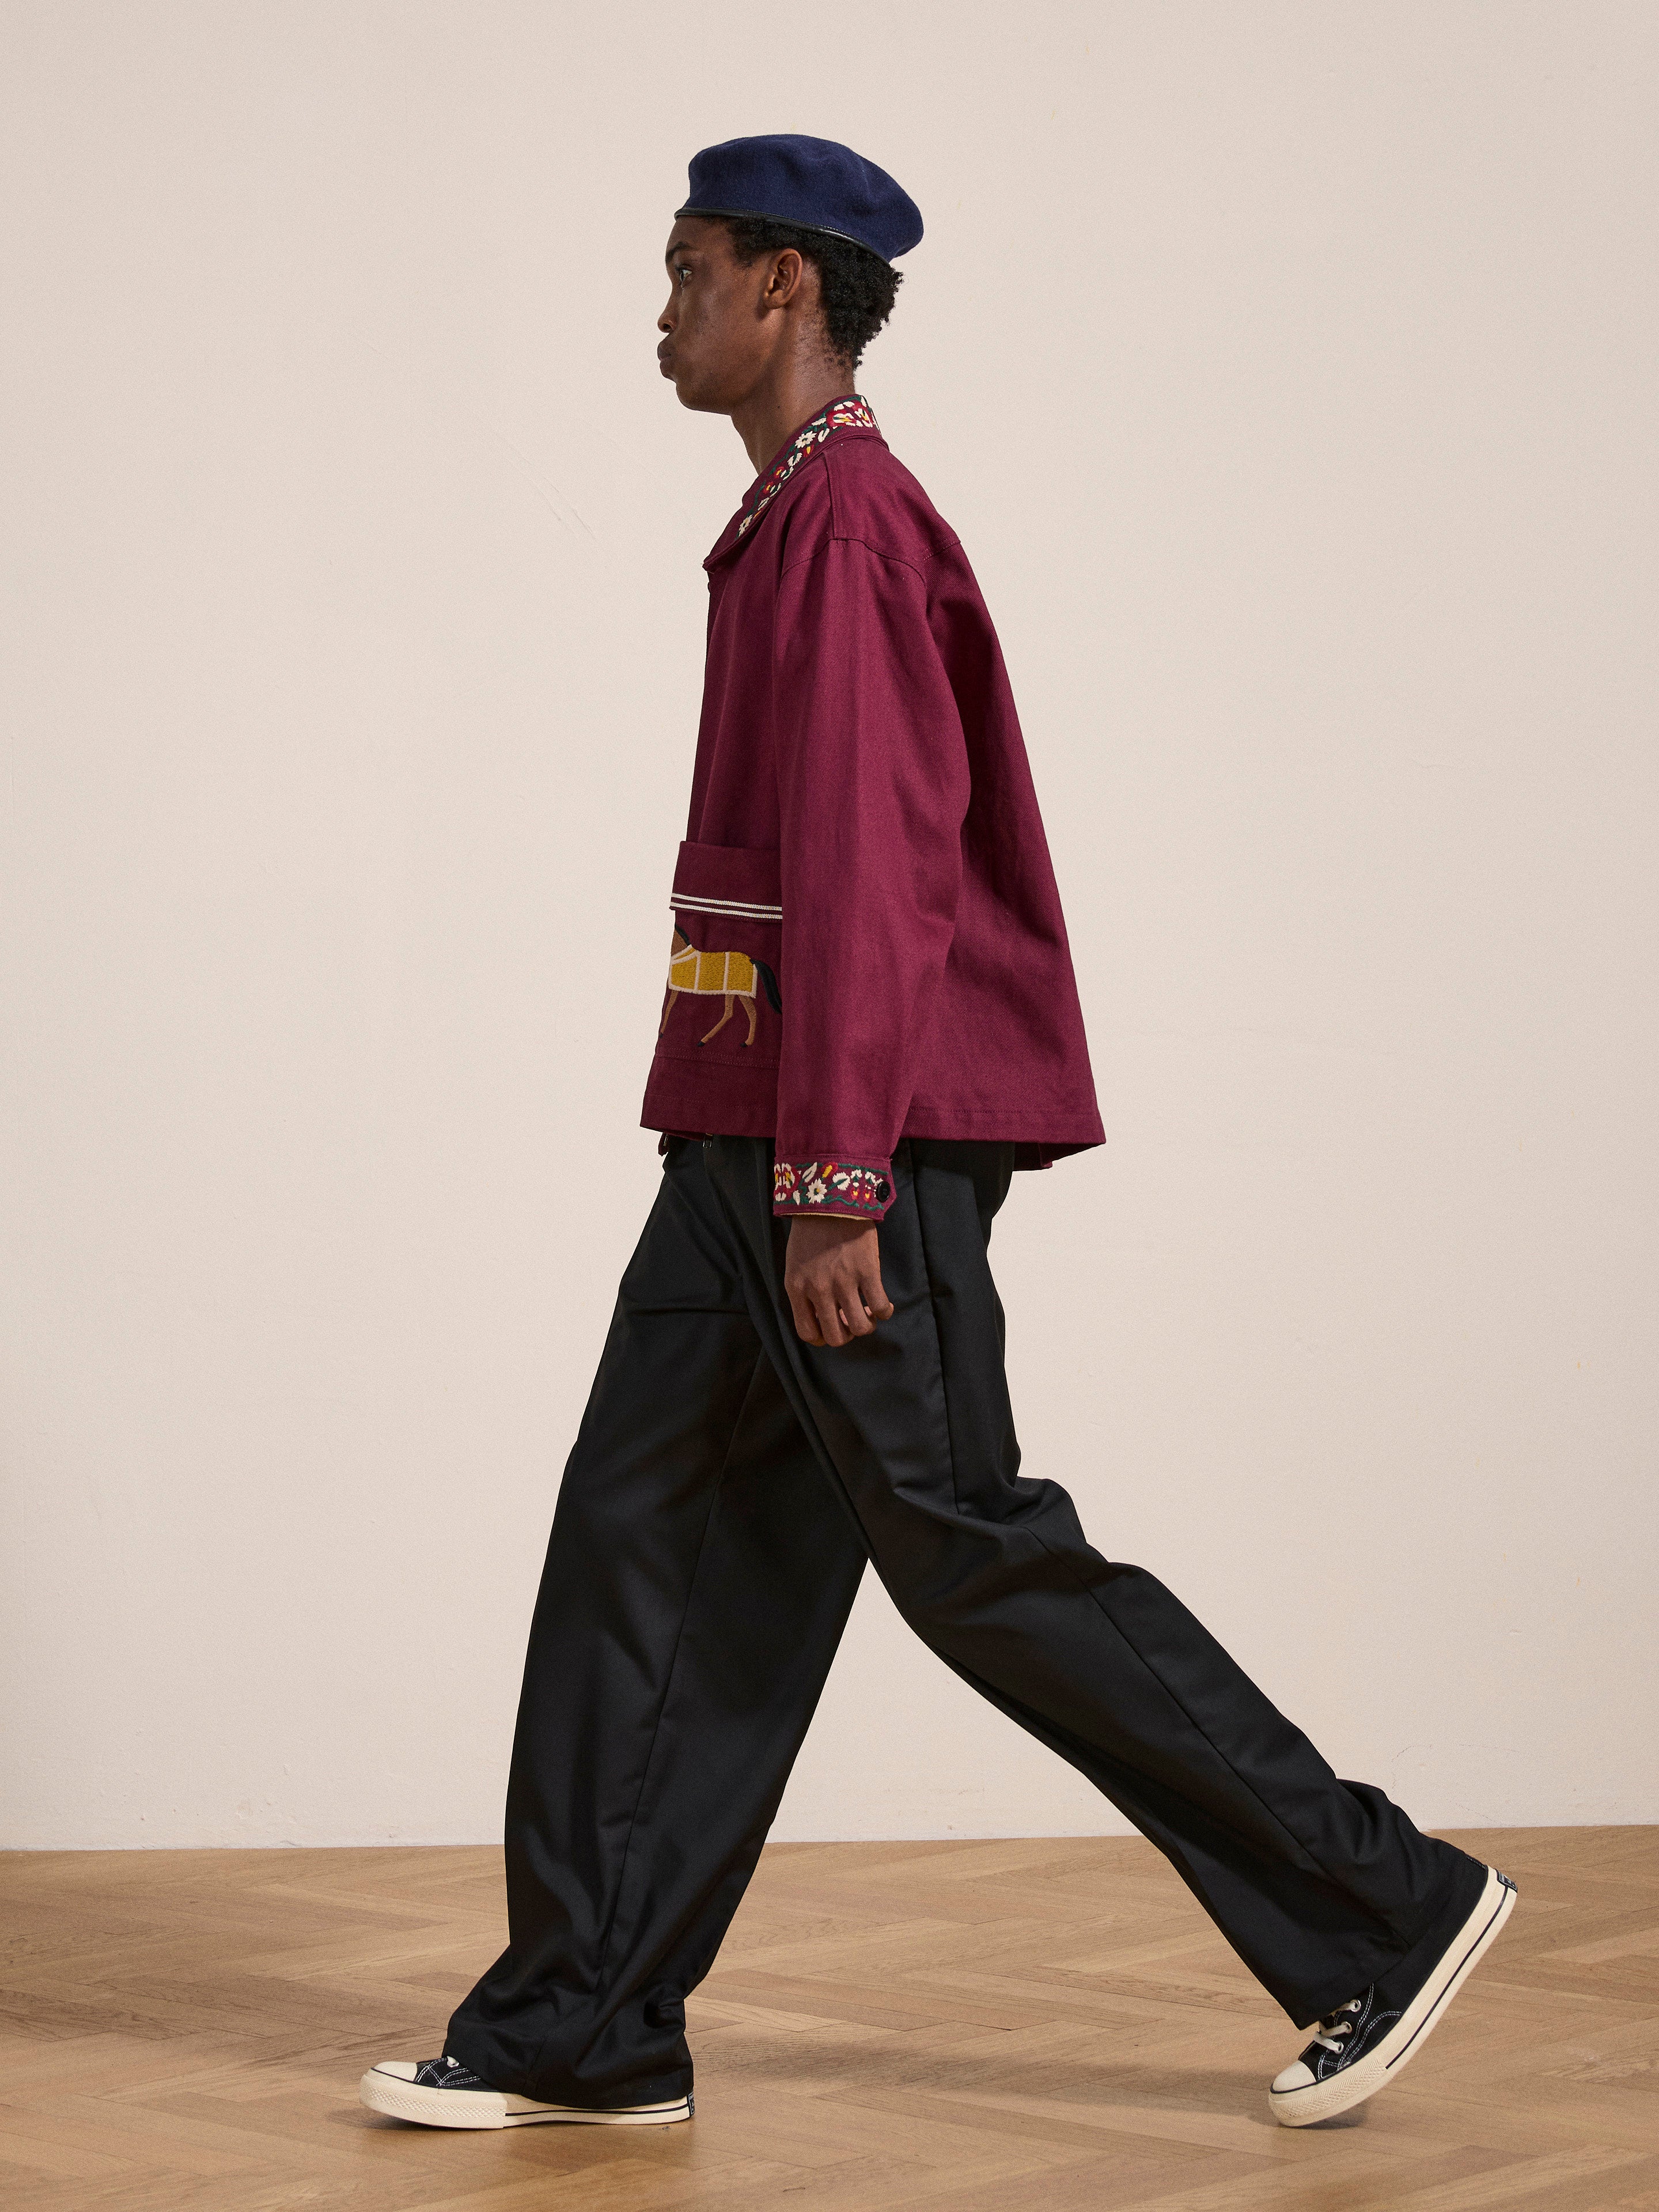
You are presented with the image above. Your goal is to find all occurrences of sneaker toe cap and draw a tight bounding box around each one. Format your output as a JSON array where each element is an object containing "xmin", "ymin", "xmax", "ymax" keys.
[
  {"xmin": 368, "ymin": 2060, "xmax": 421, "ymax": 2084},
  {"xmin": 1271, "ymin": 2059, "xmax": 1316, "ymax": 2094}
]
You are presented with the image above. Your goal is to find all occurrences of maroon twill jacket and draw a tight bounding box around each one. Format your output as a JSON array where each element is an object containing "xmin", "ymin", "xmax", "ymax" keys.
[{"xmin": 639, "ymin": 395, "xmax": 1104, "ymax": 1219}]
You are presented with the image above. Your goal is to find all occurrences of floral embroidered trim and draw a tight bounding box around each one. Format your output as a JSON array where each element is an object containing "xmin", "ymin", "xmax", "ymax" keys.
[
  {"xmin": 773, "ymin": 1158, "xmax": 891, "ymax": 1217},
  {"xmin": 737, "ymin": 395, "xmax": 879, "ymax": 539}
]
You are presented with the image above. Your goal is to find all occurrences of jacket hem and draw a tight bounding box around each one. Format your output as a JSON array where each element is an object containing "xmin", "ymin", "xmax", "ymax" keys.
[{"xmin": 642, "ymin": 1107, "xmax": 1103, "ymax": 1155}]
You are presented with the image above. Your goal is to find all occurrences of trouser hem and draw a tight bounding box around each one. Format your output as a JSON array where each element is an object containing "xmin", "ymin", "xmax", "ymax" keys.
[
  {"xmin": 1286, "ymin": 1843, "xmax": 1485, "ymax": 2029},
  {"xmin": 442, "ymin": 2025, "xmax": 694, "ymax": 2109}
]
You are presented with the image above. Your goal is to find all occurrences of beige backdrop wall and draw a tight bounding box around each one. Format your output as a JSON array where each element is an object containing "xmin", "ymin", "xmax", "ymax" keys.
[{"xmin": 3, "ymin": 1, "xmax": 1654, "ymax": 1849}]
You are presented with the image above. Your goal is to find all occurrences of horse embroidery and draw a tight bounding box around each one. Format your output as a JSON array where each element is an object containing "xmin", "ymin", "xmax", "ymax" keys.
[{"xmin": 660, "ymin": 928, "xmax": 782, "ymax": 1047}]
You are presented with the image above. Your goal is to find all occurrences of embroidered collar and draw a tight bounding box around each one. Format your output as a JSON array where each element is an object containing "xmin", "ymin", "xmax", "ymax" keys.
[{"xmin": 736, "ymin": 394, "xmax": 879, "ymax": 539}]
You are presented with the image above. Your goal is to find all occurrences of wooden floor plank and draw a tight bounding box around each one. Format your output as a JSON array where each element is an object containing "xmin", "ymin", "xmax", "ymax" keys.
[{"xmin": 1, "ymin": 1829, "xmax": 1656, "ymax": 2209}]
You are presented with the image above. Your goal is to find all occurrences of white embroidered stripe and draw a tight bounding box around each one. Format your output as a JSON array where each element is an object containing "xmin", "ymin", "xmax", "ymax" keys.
[{"xmin": 669, "ymin": 896, "xmax": 783, "ymax": 921}]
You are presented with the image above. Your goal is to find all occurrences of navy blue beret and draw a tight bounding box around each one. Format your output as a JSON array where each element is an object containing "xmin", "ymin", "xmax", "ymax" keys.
[{"xmin": 676, "ymin": 134, "xmax": 922, "ymax": 264}]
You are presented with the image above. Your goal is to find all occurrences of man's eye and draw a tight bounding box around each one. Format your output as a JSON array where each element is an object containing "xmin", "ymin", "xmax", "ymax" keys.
[{"xmin": 676, "ymin": 264, "xmax": 691, "ymax": 284}]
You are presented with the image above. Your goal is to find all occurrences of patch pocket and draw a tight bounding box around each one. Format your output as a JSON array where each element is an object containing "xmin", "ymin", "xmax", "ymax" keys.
[{"xmin": 657, "ymin": 842, "xmax": 783, "ymax": 1059}]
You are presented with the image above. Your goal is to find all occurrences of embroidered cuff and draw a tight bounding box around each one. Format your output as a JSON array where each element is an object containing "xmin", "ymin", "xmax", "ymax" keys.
[{"xmin": 772, "ymin": 1158, "xmax": 893, "ymax": 1220}]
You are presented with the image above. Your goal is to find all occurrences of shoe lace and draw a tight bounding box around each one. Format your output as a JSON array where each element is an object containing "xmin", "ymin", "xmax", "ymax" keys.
[{"xmin": 1310, "ymin": 1997, "xmax": 1364, "ymax": 2052}]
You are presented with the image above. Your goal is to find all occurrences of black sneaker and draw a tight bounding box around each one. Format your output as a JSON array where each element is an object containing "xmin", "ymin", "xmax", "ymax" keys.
[
  {"xmin": 359, "ymin": 2053, "xmax": 693, "ymax": 2130},
  {"xmin": 1269, "ymin": 1863, "xmax": 1517, "ymax": 2126}
]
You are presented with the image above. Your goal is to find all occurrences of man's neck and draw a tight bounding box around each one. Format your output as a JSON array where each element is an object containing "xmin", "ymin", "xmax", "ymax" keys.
[{"xmin": 731, "ymin": 365, "xmax": 858, "ymax": 476}]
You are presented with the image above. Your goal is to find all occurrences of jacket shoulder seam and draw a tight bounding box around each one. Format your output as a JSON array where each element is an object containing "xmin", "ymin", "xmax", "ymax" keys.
[
  {"xmin": 781, "ymin": 532, "xmax": 933, "ymax": 583},
  {"xmin": 806, "ymin": 444, "xmax": 960, "ymax": 574}
]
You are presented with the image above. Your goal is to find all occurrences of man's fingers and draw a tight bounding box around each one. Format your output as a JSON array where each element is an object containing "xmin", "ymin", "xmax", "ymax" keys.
[
  {"xmin": 787, "ymin": 1267, "xmax": 848, "ymax": 1348},
  {"xmin": 858, "ymin": 1259, "xmax": 894, "ymax": 1322},
  {"xmin": 794, "ymin": 1268, "xmax": 870, "ymax": 1348},
  {"xmin": 786, "ymin": 1281, "xmax": 824, "ymax": 1347},
  {"xmin": 812, "ymin": 1281, "xmax": 850, "ymax": 1348},
  {"xmin": 783, "ymin": 1221, "xmax": 891, "ymax": 1350},
  {"xmin": 830, "ymin": 1257, "xmax": 873, "ymax": 1338}
]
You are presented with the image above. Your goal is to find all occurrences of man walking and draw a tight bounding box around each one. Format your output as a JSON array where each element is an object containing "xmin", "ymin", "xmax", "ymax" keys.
[{"xmin": 362, "ymin": 133, "xmax": 1513, "ymax": 2137}]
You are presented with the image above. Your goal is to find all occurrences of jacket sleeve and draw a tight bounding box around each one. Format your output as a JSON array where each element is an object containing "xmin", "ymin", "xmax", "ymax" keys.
[{"xmin": 770, "ymin": 536, "xmax": 969, "ymax": 1219}]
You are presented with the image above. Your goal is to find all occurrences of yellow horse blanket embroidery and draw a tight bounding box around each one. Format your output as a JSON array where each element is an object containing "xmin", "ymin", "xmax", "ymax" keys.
[{"xmin": 660, "ymin": 929, "xmax": 781, "ymax": 1047}]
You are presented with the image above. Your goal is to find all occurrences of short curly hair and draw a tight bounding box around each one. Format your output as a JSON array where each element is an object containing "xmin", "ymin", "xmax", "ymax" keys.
[{"xmin": 719, "ymin": 215, "xmax": 902, "ymax": 371}]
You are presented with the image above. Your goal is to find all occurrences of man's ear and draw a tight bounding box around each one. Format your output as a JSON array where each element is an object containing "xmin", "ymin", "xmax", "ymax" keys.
[{"xmin": 764, "ymin": 248, "xmax": 806, "ymax": 310}]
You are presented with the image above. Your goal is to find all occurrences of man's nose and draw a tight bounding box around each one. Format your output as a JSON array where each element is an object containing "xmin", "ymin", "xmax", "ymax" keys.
[{"xmin": 658, "ymin": 297, "xmax": 675, "ymax": 334}]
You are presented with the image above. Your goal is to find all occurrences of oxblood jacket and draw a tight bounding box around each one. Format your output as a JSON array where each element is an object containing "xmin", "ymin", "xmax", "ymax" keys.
[{"xmin": 640, "ymin": 395, "xmax": 1104, "ymax": 1219}]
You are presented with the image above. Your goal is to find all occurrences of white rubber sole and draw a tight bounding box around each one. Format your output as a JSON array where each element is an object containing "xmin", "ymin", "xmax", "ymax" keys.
[
  {"xmin": 1269, "ymin": 1863, "xmax": 1517, "ymax": 2127},
  {"xmin": 359, "ymin": 2065, "xmax": 693, "ymax": 2130}
]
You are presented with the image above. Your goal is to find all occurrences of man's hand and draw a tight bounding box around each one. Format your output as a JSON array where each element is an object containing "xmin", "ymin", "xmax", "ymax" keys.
[{"xmin": 783, "ymin": 1217, "xmax": 894, "ymax": 1348}]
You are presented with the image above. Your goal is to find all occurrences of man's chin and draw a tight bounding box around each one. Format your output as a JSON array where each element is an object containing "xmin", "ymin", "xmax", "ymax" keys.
[{"xmin": 666, "ymin": 369, "xmax": 734, "ymax": 416}]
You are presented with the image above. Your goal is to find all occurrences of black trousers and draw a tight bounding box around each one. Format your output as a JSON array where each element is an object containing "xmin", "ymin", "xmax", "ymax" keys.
[{"xmin": 446, "ymin": 1136, "xmax": 1478, "ymax": 2108}]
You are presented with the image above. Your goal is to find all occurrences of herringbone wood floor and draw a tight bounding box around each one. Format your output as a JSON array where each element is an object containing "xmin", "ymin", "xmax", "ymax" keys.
[{"xmin": 2, "ymin": 1827, "xmax": 1657, "ymax": 2209}]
